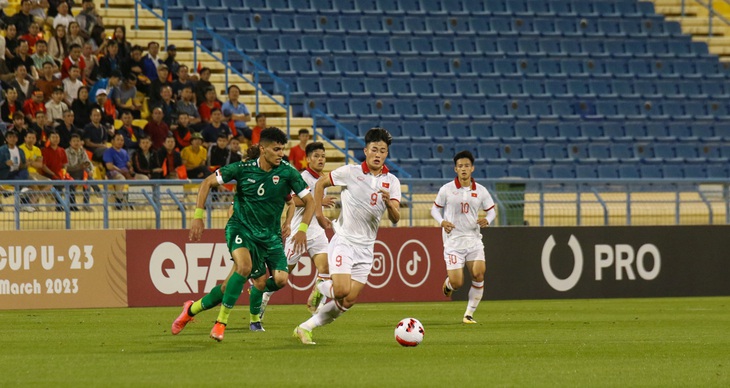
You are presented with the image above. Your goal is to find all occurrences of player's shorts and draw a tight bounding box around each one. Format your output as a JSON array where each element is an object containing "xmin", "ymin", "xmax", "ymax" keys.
[
  {"xmin": 285, "ymin": 233, "xmax": 329, "ymax": 266},
  {"xmin": 327, "ymin": 233, "xmax": 374, "ymax": 284},
  {"xmin": 443, "ymin": 243, "xmax": 485, "ymax": 271},
  {"xmin": 225, "ymin": 218, "xmax": 288, "ymax": 280}
]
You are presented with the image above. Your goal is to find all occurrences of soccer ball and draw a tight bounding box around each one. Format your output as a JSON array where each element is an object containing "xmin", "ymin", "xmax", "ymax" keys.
[{"xmin": 394, "ymin": 318, "xmax": 424, "ymax": 347}]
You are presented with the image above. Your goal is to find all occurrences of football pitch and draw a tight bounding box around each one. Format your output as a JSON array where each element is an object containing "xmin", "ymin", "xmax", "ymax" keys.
[{"xmin": 2, "ymin": 297, "xmax": 728, "ymax": 387}]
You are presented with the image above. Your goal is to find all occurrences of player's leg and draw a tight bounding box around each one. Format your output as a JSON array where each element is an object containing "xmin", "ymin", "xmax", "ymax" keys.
[
  {"xmin": 442, "ymin": 249, "xmax": 466, "ymax": 297},
  {"xmin": 462, "ymin": 247, "xmax": 486, "ymax": 324},
  {"xmin": 248, "ymin": 244, "xmax": 289, "ymax": 330},
  {"xmin": 209, "ymin": 246, "xmax": 254, "ymax": 340},
  {"xmin": 308, "ymin": 252, "xmax": 330, "ymax": 313}
]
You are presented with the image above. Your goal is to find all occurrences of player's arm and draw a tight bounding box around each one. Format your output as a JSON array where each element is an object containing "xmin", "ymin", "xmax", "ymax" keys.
[
  {"xmin": 379, "ymin": 188, "xmax": 400, "ymax": 224},
  {"xmin": 291, "ymin": 192, "xmax": 315, "ymax": 254},
  {"xmin": 313, "ymin": 175, "xmax": 334, "ymax": 229},
  {"xmin": 189, "ymin": 173, "xmax": 221, "ymax": 241},
  {"xmin": 281, "ymin": 196, "xmax": 295, "ymax": 240},
  {"xmin": 292, "ymin": 191, "xmax": 335, "ymax": 208},
  {"xmin": 431, "ymin": 203, "xmax": 455, "ymax": 233},
  {"xmin": 478, "ymin": 205, "xmax": 497, "ymax": 228}
]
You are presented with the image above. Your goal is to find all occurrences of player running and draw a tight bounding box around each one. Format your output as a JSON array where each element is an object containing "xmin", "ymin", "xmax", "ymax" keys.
[
  {"xmin": 430, "ymin": 150, "xmax": 496, "ymax": 324},
  {"xmin": 293, "ymin": 128, "xmax": 401, "ymax": 345},
  {"xmin": 253, "ymin": 142, "xmax": 337, "ymax": 325},
  {"xmin": 171, "ymin": 127, "xmax": 315, "ymax": 341}
]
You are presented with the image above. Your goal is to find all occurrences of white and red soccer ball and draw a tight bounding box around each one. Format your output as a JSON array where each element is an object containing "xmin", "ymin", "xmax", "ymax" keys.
[{"xmin": 394, "ymin": 318, "xmax": 424, "ymax": 347}]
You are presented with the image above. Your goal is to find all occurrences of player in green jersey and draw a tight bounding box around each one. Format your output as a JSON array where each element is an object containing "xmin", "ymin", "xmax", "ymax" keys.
[{"xmin": 171, "ymin": 127, "xmax": 316, "ymax": 341}]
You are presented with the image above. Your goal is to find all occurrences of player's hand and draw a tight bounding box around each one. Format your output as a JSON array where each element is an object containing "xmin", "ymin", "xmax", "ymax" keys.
[
  {"xmin": 477, "ymin": 218, "xmax": 489, "ymax": 228},
  {"xmin": 316, "ymin": 214, "xmax": 332, "ymax": 229},
  {"xmin": 189, "ymin": 218, "xmax": 204, "ymax": 241},
  {"xmin": 441, "ymin": 220, "xmax": 456, "ymax": 234},
  {"xmin": 281, "ymin": 222, "xmax": 292, "ymax": 240},
  {"xmin": 292, "ymin": 230, "xmax": 307, "ymax": 255},
  {"xmin": 322, "ymin": 196, "xmax": 337, "ymax": 208}
]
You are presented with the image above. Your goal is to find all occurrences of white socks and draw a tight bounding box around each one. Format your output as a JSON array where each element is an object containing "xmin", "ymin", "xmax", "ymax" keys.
[
  {"xmin": 465, "ymin": 280, "xmax": 484, "ymax": 317},
  {"xmin": 299, "ymin": 298, "xmax": 348, "ymax": 331},
  {"xmin": 317, "ymin": 279, "xmax": 335, "ymax": 299}
]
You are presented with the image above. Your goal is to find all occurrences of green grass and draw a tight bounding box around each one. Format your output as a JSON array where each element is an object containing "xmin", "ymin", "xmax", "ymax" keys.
[{"xmin": 1, "ymin": 297, "xmax": 729, "ymax": 387}]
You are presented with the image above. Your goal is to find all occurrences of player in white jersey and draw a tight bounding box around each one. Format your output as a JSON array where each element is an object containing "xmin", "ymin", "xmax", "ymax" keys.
[
  {"xmin": 293, "ymin": 128, "xmax": 401, "ymax": 345},
  {"xmin": 257, "ymin": 142, "xmax": 337, "ymax": 319},
  {"xmin": 431, "ymin": 150, "xmax": 496, "ymax": 324}
]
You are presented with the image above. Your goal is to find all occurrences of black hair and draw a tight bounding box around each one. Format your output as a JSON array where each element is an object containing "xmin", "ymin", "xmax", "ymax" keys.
[
  {"xmin": 298, "ymin": 128, "xmax": 309, "ymax": 135},
  {"xmin": 112, "ymin": 132, "xmax": 124, "ymax": 139},
  {"xmin": 217, "ymin": 133, "xmax": 229, "ymax": 140},
  {"xmin": 255, "ymin": 113, "xmax": 266, "ymax": 120},
  {"xmin": 36, "ymin": 39, "xmax": 47, "ymax": 46},
  {"xmin": 69, "ymin": 43, "xmax": 81, "ymax": 51},
  {"xmin": 209, "ymin": 107, "xmax": 221, "ymax": 115},
  {"xmin": 453, "ymin": 150, "xmax": 475, "ymax": 165},
  {"xmin": 70, "ymin": 132, "xmax": 81, "ymax": 140},
  {"xmin": 139, "ymin": 135, "xmax": 151, "ymax": 141},
  {"xmin": 305, "ymin": 142, "xmax": 325, "ymax": 157},
  {"xmin": 227, "ymin": 85, "xmax": 240, "ymax": 93},
  {"xmin": 246, "ymin": 145, "xmax": 261, "ymax": 160},
  {"xmin": 120, "ymin": 109, "xmax": 134, "ymax": 117},
  {"xmin": 364, "ymin": 127, "xmax": 392, "ymax": 146},
  {"xmin": 259, "ymin": 127, "xmax": 288, "ymax": 146}
]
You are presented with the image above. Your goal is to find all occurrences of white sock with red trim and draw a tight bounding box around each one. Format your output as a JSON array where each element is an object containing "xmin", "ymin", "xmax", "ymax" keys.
[
  {"xmin": 465, "ymin": 280, "xmax": 484, "ymax": 317},
  {"xmin": 299, "ymin": 299, "xmax": 348, "ymax": 331},
  {"xmin": 316, "ymin": 279, "xmax": 334, "ymax": 299}
]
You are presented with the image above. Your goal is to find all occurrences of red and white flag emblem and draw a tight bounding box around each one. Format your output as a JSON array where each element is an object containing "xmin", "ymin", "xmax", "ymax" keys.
[
  {"xmin": 273, "ymin": 176, "xmax": 280, "ymax": 184},
  {"xmin": 382, "ymin": 182, "xmax": 390, "ymax": 188},
  {"xmin": 471, "ymin": 193, "xmax": 478, "ymax": 197}
]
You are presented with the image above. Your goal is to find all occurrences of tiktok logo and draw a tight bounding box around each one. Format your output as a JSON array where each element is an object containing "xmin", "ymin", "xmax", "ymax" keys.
[{"xmin": 397, "ymin": 240, "xmax": 431, "ymax": 288}]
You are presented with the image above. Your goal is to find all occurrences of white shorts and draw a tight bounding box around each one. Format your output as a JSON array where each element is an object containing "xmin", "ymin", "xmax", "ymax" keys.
[
  {"xmin": 444, "ymin": 244, "xmax": 485, "ymax": 271},
  {"xmin": 327, "ymin": 233, "xmax": 374, "ymax": 284},
  {"xmin": 285, "ymin": 233, "xmax": 329, "ymax": 266}
]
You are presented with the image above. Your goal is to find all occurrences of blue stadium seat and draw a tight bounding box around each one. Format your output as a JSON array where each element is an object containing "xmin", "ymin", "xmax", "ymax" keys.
[
  {"xmin": 401, "ymin": 122, "xmax": 424, "ymax": 138},
  {"xmin": 508, "ymin": 165, "xmax": 529, "ymax": 178},
  {"xmin": 486, "ymin": 165, "xmax": 508, "ymax": 178},
  {"xmin": 389, "ymin": 143, "xmax": 411, "ymax": 160},
  {"xmin": 477, "ymin": 143, "xmax": 501, "ymax": 159},
  {"xmin": 529, "ymin": 164, "xmax": 552, "ymax": 179},
  {"xmin": 618, "ymin": 165, "xmax": 640, "ymax": 179},
  {"xmin": 576, "ymin": 165, "xmax": 598, "ymax": 179},
  {"xmin": 412, "ymin": 144, "xmax": 434, "ymax": 160}
]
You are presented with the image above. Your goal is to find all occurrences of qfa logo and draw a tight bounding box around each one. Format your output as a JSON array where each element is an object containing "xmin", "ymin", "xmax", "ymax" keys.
[{"xmin": 541, "ymin": 235, "xmax": 661, "ymax": 292}]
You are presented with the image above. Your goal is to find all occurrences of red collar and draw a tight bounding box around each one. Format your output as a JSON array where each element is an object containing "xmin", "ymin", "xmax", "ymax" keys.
[
  {"xmin": 305, "ymin": 167, "xmax": 320, "ymax": 179},
  {"xmin": 454, "ymin": 177, "xmax": 476, "ymax": 190},
  {"xmin": 361, "ymin": 161, "xmax": 389, "ymax": 176}
]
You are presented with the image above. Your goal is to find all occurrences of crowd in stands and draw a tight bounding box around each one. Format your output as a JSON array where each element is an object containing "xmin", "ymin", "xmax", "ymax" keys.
[{"xmin": 0, "ymin": 0, "xmax": 309, "ymax": 211}]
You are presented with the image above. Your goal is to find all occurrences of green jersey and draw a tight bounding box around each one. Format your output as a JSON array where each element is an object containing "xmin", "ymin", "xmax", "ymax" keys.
[{"xmin": 216, "ymin": 159, "xmax": 310, "ymax": 244}]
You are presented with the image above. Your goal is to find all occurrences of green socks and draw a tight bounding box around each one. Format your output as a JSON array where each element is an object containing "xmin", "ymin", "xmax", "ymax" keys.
[
  {"xmin": 216, "ymin": 272, "xmax": 246, "ymax": 325},
  {"xmin": 249, "ymin": 277, "xmax": 282, "ymax": 317}
]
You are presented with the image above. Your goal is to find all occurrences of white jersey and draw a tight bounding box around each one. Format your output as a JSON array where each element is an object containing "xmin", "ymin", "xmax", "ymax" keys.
[
  {"xmin": 290, "ymin": 167, "xmax": 327, "ymax": 240},
  {"xmin": 330, "ymin": 162, "xmax": 401, "ymax": 248},
  {"xmin": 434, "ymin": 178, "xmax": 495, "ymax": 250}
]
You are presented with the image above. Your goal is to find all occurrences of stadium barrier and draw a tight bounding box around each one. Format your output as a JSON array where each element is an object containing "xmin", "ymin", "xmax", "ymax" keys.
[{"xmin": 3, "ymin": 226, "xmax": 730, "ymax": 310}]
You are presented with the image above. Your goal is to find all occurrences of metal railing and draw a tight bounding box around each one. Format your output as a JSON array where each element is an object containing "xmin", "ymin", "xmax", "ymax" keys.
[
  {"xmin": 681, "ymin": 0, "xmax": 730, "ymax": 36},
  {"xmin": 133, "ymin": 0, "xmax": 169, "ymax": 50}
]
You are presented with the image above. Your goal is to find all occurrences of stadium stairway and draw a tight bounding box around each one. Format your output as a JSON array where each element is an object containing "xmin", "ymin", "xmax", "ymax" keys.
[{"xmin": 99, "ymin": 0, "xmax": 352, "ymax": 173}]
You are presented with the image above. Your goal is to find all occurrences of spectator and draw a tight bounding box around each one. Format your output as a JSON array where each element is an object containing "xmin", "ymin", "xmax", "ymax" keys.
[
  {"xmin": 0, "ymin": 55, "xmax": 14, "ymax": 84},
  {"xmin": 22, "ymin": 89, "xmax": 46, "ymax": 124},
  {"xmin": 11, "ymin": 112, "xmax": 30, "ymax": 144},
  {"xmin": 288, "ymin": 128, "xmax": 310, "ymax": 171},
  {"xmin": 116, "ymin": 109, "xmax": 143, "ymax": 151},
  {"xmin": 31, "ymin": 40, "xmax": 58, "ymax": 74},
  {"xmin": 10, "ymin": 39, "xmax": 38, "ymax": 79},
  {"xmin": 144, "ymin": 107, "xmax": 169, "ymax": 150},
  {"xmin": 251, "ymin": 113, "xmax": 266, "ymax": 145},
  {"xmin": 19, "ymin": 22, "xmax": 41, "ymax": 54},
  {"xmin": 45, "ymin": 85, "xmax": 67, "ymax": 122},
  {"xmin": 76, "ymin": 0, "xmax": 103, "ymax": 39},
  {"xmin": 48, "ymin": 24, "xmax": 68, "ymax": 65},
  {"xmin": 152, "ymin": 85, "xmax": 177, "ymax": 128},
  {"xmin": 198, "ymin": 86, "xmax": 221, "ymax": 123},
  {"xmin": 228, "ymin": 136, "xmax": 243, "ymax": 162},
  {"xmin": 181, "ymin": 132, "xmax": 209, "ymax": 178},
  {"xmin": 142, "ymin": 41, "xmax": 162, "ymax": 82},
  {"xmin": 62, "ymin": 64, "xmax": 83, "ymax": 105},
  {"xmin": 61, "ymin": 43, "xmax": 84, "ymax": 80},
  {"xmin": 54, "ymin": 109, "xmax": 81, "ymax": 148},
  {"xmin": 8, "ymin": 65, "xmax": 34, "ymax": 105},
  {"xmin": 5, "ymin": 24, "xmax": 18, "ymax": 61},
  {"xmin": 131, "ymin": 135, "xmax": 162, "ymax": 179},
  {"xmin": 104, "ymin": 132, "xmax": 149, "ymax": 209},
  {"xmin": 171, "ymin": 64, "xmax": 193, "ymax": 99},
  {"xmin": 40, "ymin": 130, "xmax": 66, "ymax": 179},
  {"xmin": 87, "ymin": 24, "xmax": 108, "ymax": 55},
  {"xmin": 207, "ymin": 133, "xmax": 235, "ymax": 170},
  {"xmin": 97, "ymin": 40, "xmax": 120, "ymax": 79},
  {"xmin": 193, "ymin": 67, "xmax": 212, "ymax": 104},
  {"xmin": 93, "ymin": 88, "xmax": 115, "ymax": 127},
  {"xmin": 80, "ymin": 42, "xmax": 98, "ymax": 83},
  {"xmin": 34, "ymin": 60, "xmax": 61, "ymax": 101},
  {"xmin": 120, "ymin": 44, "xmax": 143, "ymax": 79},
  {"xmin": 201, "ymin": 108, "xmax": 232, "ymax": 147},
  {"xmin": 82, "ymin": 108, "xmax": 110, "ymax": 161},
  {"xmin": 0, "ymin": 87, "xmax": 21, "ymax": 125},
  {"xmin": 52, "ymin": 1, "xmax": 75, "ymax": 29},
  {"xmin": 0, "ymin": 130, "xmax": 29, "ymax": 180},
  {"xmin": 12, "ymin": 0, "xmax": 34, "ymax": 36},
  {"xmin": 65, "ymin": 132, "xmax": 92, "ymax": 210},
  {"xmin": 29, "ymin": 0, "xmax": 50, "ymax": 26},
  {"xmin": 172, "ymin": 111, "xmax": 192, "ymax": 150},
  {"xmin": 148, "ymin": 64, "xmax": 170, "ymax": 106},
  {"xmin": 112, "ymin": 26, "xmax": 132, "ymax": 60},
  {"xmin": 163, "ymin": 44, "xmax": 180, "ymax": 81},
  {"xmin": 158, "ymin": 134, "xmax": 182, "ymax": 179},
  {"xmin": 176, "ymin": 85, "xmax": 203, "ymax": 131},
  {"xmin": 71, "ymin": 85, "xmax": 94, "ymax": 128},
  {"xmin": 66, "ymin": 21, "xmax": 84, "ymax": 48},
  {"xmin": 221, "ymin": 84, "xmax": 251, "ymax": 140},
  {"xmin": 29, "ymin": 110, "xmax": 52, "ymax": 145},
  {"xmin": 114, "ymin": 73, "xmax": 141, "ymax": 118},
  {"xmin": 19, "ymin": 130, "xmax": 52, "ymax": 181},
  {"xmin": 0, "ymin": 23, "xmax": 7, "ymax": 61}
]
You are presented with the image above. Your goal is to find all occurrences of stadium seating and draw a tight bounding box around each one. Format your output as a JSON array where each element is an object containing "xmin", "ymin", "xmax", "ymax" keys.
[{"xmin": 161, "ymin": 0, "xmax": 730, "ymax": 179}]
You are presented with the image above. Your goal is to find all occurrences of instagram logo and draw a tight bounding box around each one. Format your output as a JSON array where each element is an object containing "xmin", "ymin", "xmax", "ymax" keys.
[{"xmin": 368, "ymin": 241, "xmax": 393, "ymax": 289}]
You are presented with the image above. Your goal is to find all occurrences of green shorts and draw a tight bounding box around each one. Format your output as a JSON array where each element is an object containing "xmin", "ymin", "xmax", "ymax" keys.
[{"xmin": 225, "ymin": 219, "xmax": 289, "ymax": 279}]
